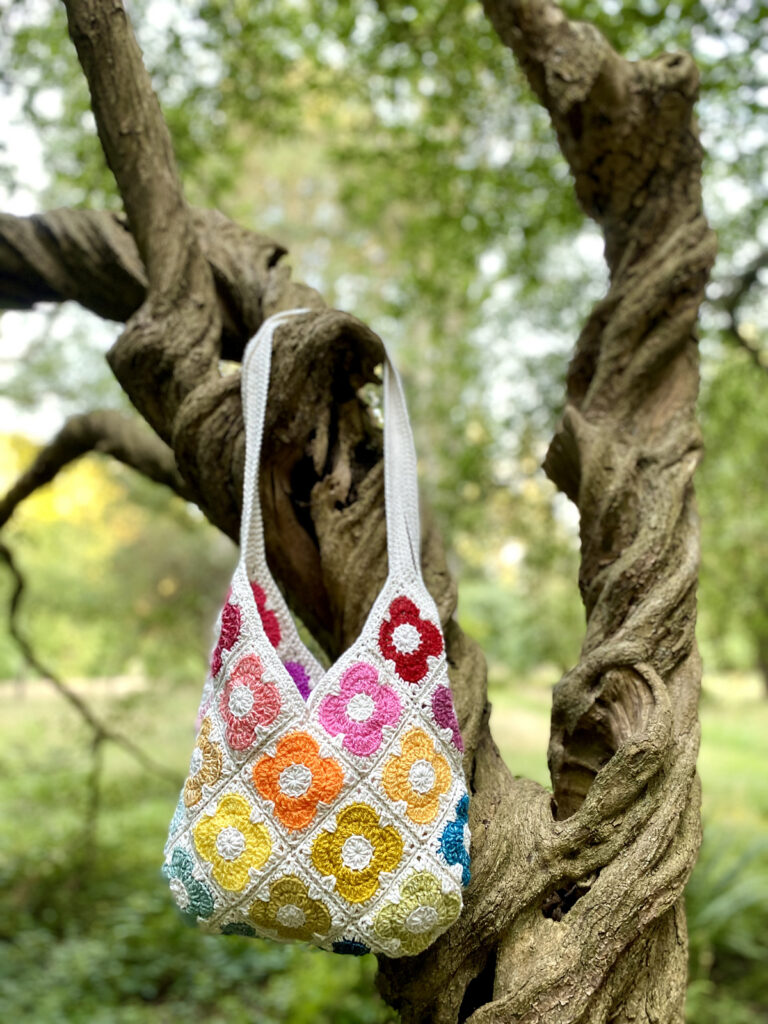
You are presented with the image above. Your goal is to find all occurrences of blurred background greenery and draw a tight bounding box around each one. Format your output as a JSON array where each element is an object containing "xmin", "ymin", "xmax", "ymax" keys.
[{"xmin": 1, "ymin": 1, "xmax": 766, "ymax": 1021}]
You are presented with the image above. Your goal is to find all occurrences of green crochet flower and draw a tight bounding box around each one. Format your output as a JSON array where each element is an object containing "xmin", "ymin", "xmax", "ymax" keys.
[
  {"xmin": 373, "ymin": 870, "xmax": 461, "ymax": 955},
  {"xmin": 164, "ymin": 847, "xmax": 214, "ymax": 920}
]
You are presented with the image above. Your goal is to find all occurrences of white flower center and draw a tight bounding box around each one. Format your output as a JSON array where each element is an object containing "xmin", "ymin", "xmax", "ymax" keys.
[
  {"xmin": 275, "ymin": 903, "xmax": 306, "ymax": 929},
  {"xmin": 391, "ymin": 622, "xmax": 421, "ymax": 655},
  {"xmin": 169, "ymin": 876, "xmax": 190, "ymax": 910},
  {"xmin": 228, "ymin": 683, "xmax": 254, "ymax": 718},
  {"xmin": 405, "ymin": 905, "xmax": 439, "ymax": 934},
  {"xmin": 216, "ymin": 826, "xmax": 246, "ymax": 861},
  {"xmin": 278, "ymin": 763, "xmax": 313, "ymax": 798},
  {"xmin": 341, "ymin": 834, "xmax": 374, "ymax": 871},
  {"xmin": 189, "ymin": 747, "xmax": 203, "ymax": 775},
  {"xmin": 409, "ymin": 759, "xmax": 436, "ymax": 794},
  {"xmin": 463, "ymin": 823, "xmax": 471, "ymax": 855},
  {"xmin": 346, "ymin": 692, "xmax": 375, "ymax": 723}
]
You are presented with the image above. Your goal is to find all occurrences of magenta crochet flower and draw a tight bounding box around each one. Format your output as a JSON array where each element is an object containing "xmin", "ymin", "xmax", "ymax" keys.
[
  {"xmin": 220, "ymin": 653, "xmax": 281, "ymax": 751},
  {"xmin": 318, "ymin": 662, "xmax": 401, "ymax": 757},
  {"xmin": 378, "ymin": 596, "xmax": 443, "ymax": 684},
  {"xmin": 432, "ymin": 685, "xmax": 464, "ymax": 751},
  {"xmin": 211, "ymin": 600, "xmax": 242, "ymax": 677}
]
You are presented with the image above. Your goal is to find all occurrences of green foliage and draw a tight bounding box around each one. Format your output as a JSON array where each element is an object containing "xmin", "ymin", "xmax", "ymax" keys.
[
  {"xmin": 0, "ymin": 446, "xmax": 234, "ymax": 683},
  {"xmin": 686, "ymin": 830, "xmax": 768, "ymax": 1024},
  {"xmin": 0, "ymin": 687, "xmax": 395, "ymax": 1024}
]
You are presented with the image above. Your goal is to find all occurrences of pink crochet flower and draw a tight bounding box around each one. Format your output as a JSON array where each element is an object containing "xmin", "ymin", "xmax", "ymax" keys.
[
  {"xmin": 220, "ymin": 653, "xmax": 281, "ymax": 751},
  {"xmin": 318, "ymin": 662, "xmax": 401, "ymax": 757},
  {"xmin": 251, "ymin": 582, "xmax": 282, "ymax": 648},
  {"xmin": 432, "ymin": 685, "xmax": 464, "ymax": 752},
  {"xmin": 211, "ymin": 601, "xmax": 242, "ymax": 678},
  {"xmin": 378, "ymin": 596, "xmax": 443, "ymax": 684}
]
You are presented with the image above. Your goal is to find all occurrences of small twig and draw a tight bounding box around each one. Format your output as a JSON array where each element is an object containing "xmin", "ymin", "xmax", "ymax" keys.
[{"xmin": 0, "ymin": 541, "xmax": 180, "ymax": 785}]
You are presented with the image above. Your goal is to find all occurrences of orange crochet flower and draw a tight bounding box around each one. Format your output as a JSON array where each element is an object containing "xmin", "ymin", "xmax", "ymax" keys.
[
  {"xmin": 311, "ymin": 803, "xmax": 403, "ymax": 904},
  {"xmin": 382, "ymin": 728, "xmax": 451, "ymax": 824},
  {"xmin": 252, "ymin": 732, "xmax": 344, "ymax": 831}
]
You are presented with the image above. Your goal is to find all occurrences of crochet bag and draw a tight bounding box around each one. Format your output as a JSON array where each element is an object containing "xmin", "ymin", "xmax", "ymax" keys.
[{"xmin": 163, "ymin": 309, "xmax": 470, "ymax": 957}]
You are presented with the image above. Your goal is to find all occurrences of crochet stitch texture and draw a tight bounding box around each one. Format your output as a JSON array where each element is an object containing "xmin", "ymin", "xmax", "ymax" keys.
[{"xmin": 164, "ymin": 309, "xmax": 471, "ymax": 957}]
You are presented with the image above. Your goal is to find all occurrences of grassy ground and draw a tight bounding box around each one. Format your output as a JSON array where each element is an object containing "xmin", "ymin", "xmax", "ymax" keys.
[{"xmin": 0, "ymin": 670, "xmax": 766, "ymax": 1022}]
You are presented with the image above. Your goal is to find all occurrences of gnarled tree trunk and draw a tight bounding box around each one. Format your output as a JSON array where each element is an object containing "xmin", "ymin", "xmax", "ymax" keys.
[{"xmin": 0, "ymin": 1, "xmax": 715, "ymax": 1021}]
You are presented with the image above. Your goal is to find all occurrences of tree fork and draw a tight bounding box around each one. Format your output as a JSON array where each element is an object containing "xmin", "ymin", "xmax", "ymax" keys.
[{"xmin": 0, "ymin": 0, "xmax": 715, "ymax": 1021}]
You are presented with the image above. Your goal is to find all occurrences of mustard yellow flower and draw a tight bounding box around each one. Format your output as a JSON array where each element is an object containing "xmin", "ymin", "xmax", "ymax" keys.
[
  {"xmin": 311, "ymin": 803, "xmax": 403, "ymax": 904},
  {"xmin": 249, "ymin": 875, "xmax": 331, "ymax": 941}
]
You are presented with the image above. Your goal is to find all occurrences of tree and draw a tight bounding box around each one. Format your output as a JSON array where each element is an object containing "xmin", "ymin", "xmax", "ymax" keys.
[{"xmin": 0, "ymin": 0, "xmax": 714, "ymax": 1021}]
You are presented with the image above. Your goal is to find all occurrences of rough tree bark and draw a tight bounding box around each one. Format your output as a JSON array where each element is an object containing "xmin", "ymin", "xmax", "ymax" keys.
[{"xmin": 0, "ymin": 1, "xmax": 715, "ymax": 1021}]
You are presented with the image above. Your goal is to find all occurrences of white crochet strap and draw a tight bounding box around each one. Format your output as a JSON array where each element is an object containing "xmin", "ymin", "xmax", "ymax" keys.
[{"xmin": 240, "ymin": 309, "xmax": 421, "ymax": 580}]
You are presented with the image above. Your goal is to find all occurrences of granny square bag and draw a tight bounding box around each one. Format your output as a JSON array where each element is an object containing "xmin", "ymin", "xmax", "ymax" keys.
[{"xmin": 164, "ymin": 309, "xmax": 471, "ymax": 957}]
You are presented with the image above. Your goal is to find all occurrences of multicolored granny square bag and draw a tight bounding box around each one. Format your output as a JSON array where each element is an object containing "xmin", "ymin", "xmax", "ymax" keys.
[{"xmin": 164, "ymin": 309, "xmax": 470, "ymax": 957}]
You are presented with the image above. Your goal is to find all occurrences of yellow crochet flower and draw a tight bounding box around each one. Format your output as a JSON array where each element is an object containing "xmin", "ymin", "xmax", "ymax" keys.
[
  {"xmin": 183, "ymin": 717, "xmax": 223, "ymax": 807},
  {"xmin": 249, "ymin": 875, "xmax": 331, "ymax": 941},
  {"xmin": 381, "ymin": 728, "xmax": 451, "ymax": 824},
  {"xmin": 194, "ymin": 793, "xmax": 271, "ymax": 892},
  {"xmin": 374, "ymin": 871, "xmax": 461, "ymax": 955},
  {"xmin": 311, "ymin": 803, "xmax": 403, "ymax": 904}
]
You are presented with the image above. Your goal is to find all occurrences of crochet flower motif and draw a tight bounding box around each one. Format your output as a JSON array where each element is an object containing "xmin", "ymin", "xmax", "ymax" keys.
[
  {"xmin": 221, "ymin": 921, "xmax": 256, "ymax": 937},
  {"xmin": 382, "ymin": 728, "xmax": 451, "ymax": 825},
  {"xmin": 194, "ymin": 792, "xmax": 272, "ymax": 892},
  {"xmin": 252, "ymin": 732, "xmax": 344, "ymax": 831},
  {"xmin": 169, "ymin": 796, "xmax": 185, "ymax": 836},
  {"xmin": 251, "ymin": 582, "xmax": 281, "ymax": 648},
  {"xmin": 378, "ymin": 596, "xmax": 443, "ymax": 684},
  {"xmin": 374, "ymin": 871, "xmax": 461, "ymax": 955},
  {"xmin": 439, "ymin": 794, "xmax": 471, "ymax": 887},
  {"xmin": 164, "ymin": 847, "xmax": 214, "ymax": 920},
  {"xmin": 249, "ymin": 875, "xmax": 331, "ymax": 941},
  {"xmin": 431, "ymin": 685, "xmax": 464, "ymax": 752},
  {"xmin": 183, "ymin": 717, "xmax": 223, "ymax": 807},
  {"xmin": 285, "ymin": 661, "xmax": 311, "ymax": 701},
  {"xmin": 318, "ymin": 662, "xmax": 401, "ymax": 757},
  {"xmin": 219, "ymin": 653, "xmax": 281, "ymax": 751},
  {"xmin": 211, "ymin": 600, "xmax": 241, "ymax": 677},
  {"xmin": 332, "ymin": 938, "xmax": 370, "ymax": 956},
  {"xmin": 311, "ymin": 803, "xmax": 403, "ymax": 904}
]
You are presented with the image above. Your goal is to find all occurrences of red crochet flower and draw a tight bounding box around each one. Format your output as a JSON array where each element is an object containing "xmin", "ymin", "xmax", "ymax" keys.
[
  {"xmin": 211, "ymin": 601, "xmax": 242, "ymax": 678},
  {"xmin": 251, "ymin": 582, "xmax": 281, "ymax": 648},
  {"xmin": 220, "ymin": 653, "xmax": 281, "ymax": 751},
  {"xmin": 378, "ymin": 597, "xmax": 443, "ymax": 684}
]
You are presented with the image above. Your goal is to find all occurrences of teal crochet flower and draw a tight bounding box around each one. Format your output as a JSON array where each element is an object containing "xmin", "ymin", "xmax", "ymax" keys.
[
  {"xmin": 169, "ymin": 795, "xmax": 185, "ymax": 835},
  {"xmin": 439, "ymin": 795, "xmax": 471, "ymax": 887},
  {"xmin": 164, "ymin": 847, "xmax": 214, "ymax": 920}
]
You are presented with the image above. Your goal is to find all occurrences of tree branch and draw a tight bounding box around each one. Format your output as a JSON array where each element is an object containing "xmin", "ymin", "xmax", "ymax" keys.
[
  {"xmin": 0, "ymin": 541, "xmax": 179, "ymax": 784},
  {"xmin": 0, "ymin": 207, "xmax": 316, "ymax": 360},
  {"xmin": 713, "ymin": 248, "xmax": 768, "ymax": 372},
  {"xmin": 0, "ymin": 409, "xmax": 191, "ymax": 530}
]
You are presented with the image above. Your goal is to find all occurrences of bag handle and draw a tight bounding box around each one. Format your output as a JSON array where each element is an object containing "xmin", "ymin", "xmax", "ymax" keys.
[{"xmin": 239, "ymin": 309, "xmax": 421, "ymax": 582}]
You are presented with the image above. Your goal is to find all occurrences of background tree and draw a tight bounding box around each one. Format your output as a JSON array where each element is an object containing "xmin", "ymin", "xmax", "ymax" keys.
[{"xmin": 1, "ymin": 0, "xmax": 752, "ymax": 1020}]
